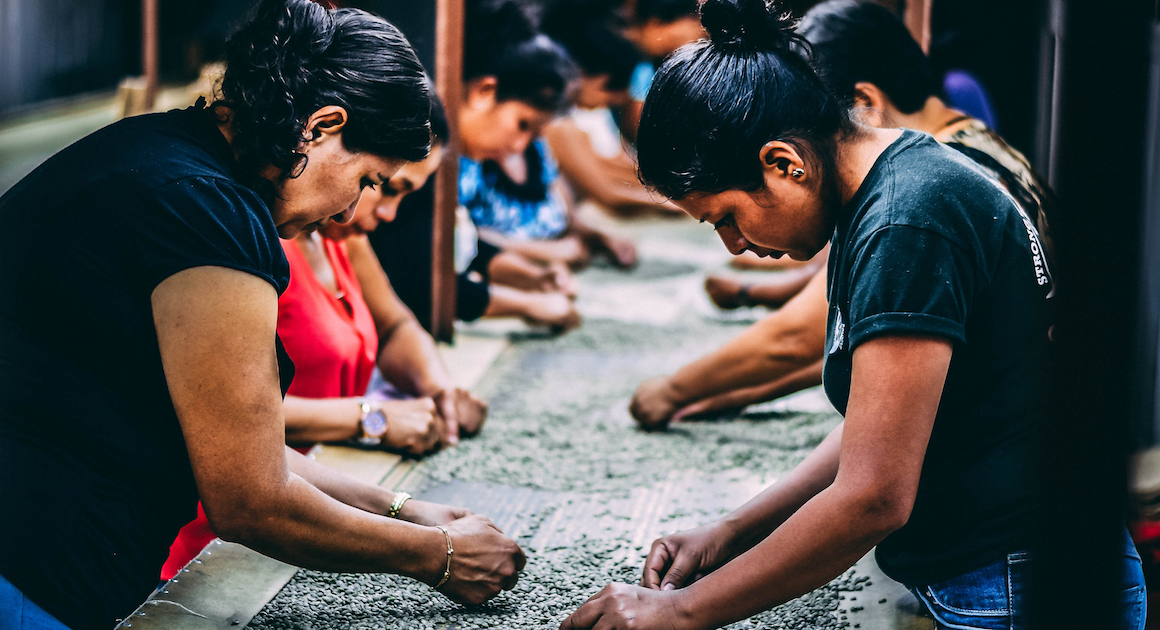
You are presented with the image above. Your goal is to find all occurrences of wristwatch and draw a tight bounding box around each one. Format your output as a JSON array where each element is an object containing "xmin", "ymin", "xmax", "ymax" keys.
[{"xmin": 357, "ymin": 400, "xmax": 388, "ymax": 446}]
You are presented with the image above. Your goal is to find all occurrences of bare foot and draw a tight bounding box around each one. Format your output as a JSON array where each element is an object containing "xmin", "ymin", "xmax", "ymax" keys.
[
  {"xmin": 704, "ymin": 275, "xmax": 750, "ymax": 310},
  {"xmin": 523, "ymin": 292, "xmax": 582, "ymax": 332}
]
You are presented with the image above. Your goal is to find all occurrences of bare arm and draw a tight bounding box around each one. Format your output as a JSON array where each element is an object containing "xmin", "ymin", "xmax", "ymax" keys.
[
  {"xmin": 152, "ymin": 266, "xmax": 445, "ymax": 577},
  {"xmin": 565, "ymin": 335, "xmax": 951, "ymax": 629},
  {"xmin": 678, "ymin": 335, "xmax": 950, "ymax": 627},
  {"xmin": 544, "ymin": 120, "xmax": 677, "ymax": 214},
  {"xmin": 671, "ymin": 360, "xmax": 824, "ymax": 421},
  {"xmin": 347, "ymin": 235, "xmax": 451, "ymax": 397},
  {"xmin": 631, "ymin": 267, "xmax": 829, "ymax": 427}
]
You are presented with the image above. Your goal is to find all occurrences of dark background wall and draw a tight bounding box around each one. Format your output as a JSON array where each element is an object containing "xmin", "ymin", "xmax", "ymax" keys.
[{"xmin": 0, "ymin": 0, "xmax": 140, "ymax": 113}]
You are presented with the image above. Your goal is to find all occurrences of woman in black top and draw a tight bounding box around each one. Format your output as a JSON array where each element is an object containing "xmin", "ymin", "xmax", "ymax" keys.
[
  {"xmin": 561, "ymin": 0, "xmax": 1142, "ymax": 629},
  {"xmin": 0, "ymin": 1, "xmax": 523, "ymax": 628}
]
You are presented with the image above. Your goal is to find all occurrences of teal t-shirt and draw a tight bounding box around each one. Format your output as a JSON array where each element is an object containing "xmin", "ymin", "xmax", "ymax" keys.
[{"xmin": 823, "ymin": 130, "xmax": 1052, "ymax": 586}]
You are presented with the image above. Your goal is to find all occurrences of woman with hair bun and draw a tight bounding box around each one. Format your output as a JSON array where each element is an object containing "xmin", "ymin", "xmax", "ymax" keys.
[
  {"xmin": 563, "ymin": 0, "xmax": 1139, "ymax": 628},
  {"xmin": 0, "ymin": 1, "xmax": 523, "ymax": 628}
]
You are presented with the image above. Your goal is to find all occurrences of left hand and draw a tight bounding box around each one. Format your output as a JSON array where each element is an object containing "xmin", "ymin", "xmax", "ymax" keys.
[
  {"xmin": 395, "ymin": 498, "xmax": 471, "ymax": 526},
  {"xmin": 559, "ymin": 583, "xmax": 693, "ymax": 630},
  {"xmin": 434, "ymin": 387, "xmax": 489, "ymax": 445}
]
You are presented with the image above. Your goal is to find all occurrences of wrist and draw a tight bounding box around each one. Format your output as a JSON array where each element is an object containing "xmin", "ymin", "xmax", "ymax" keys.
[
  {"xmin": 405, "ymin": 526, "xmax": 449, "ymax": 587},
  {"xmin": 662, "ymin": 375, "xmax": 694, "ymax": 409},
  {"xmin": 671, "ymin": 586, "xmax": 710, "ymax": 630}
]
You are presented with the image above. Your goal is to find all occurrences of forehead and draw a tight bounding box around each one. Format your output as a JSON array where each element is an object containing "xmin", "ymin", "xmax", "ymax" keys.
[
  {"xmin": 674, "ymin": 190, "xmax": 745, "ymax": 218},
  {"xmin": 497, "ymin": 100, "xmax": 554, "ymax": 124}
]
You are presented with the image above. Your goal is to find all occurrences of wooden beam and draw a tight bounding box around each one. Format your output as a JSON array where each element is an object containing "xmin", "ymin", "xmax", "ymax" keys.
[
  {"xmin": 142, "ymin": 0, "xmax": 159, "ymax": 111},
  {"xmin": 431, "ymin": 0, "xmax": 464, "ymax": 342},
  {"xmin": 904, "ymin": 0, "xmax": 932, "ymax": 54}
]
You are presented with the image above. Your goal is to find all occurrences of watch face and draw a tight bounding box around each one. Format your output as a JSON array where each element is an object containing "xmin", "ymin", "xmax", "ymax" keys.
[{"xmin": 363, "ymin": 410, "xmax": 388, "ymax": 438}]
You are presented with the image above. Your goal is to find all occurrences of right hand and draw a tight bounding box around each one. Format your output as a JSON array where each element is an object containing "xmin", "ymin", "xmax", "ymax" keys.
[
  {"xmin": 437, "ymin": 514, "xmax": 527, "ymax": 605},
  {"xmin": 641, "ymin": 521, "xmax": 741, "ymax": 591},
  {"xmin": 629, "ymin": 376, "xmax": 683, "ymax": 430},
  {"xmin": 381, "ymin": 398, "xmax": 441, "ymax": 455}
]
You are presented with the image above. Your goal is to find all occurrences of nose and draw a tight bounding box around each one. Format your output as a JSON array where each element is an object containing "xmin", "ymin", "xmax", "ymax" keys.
[
  {"xmin": 509, "ymin": 132, "xmax": 533, "ymax": 156},
  {"xmin": 375, "ymin": 199, "xmax": 400, "ymax": 224},
  {"xmin": 716, "ymin": 223, "xmax": 750, "ymax": 256}
]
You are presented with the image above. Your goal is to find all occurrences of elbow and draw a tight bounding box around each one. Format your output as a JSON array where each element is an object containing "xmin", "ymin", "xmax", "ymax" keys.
[
  {"xmin": 842, "ymin": 485, "xmax": 915, "ymax": 538},
  {"xmin": 758, "ymin": 318, "xmax": 825, "ymax": 367},
  {"xmin": 202, "ymin": 495, "xmax": 275, "ymax": 547}
]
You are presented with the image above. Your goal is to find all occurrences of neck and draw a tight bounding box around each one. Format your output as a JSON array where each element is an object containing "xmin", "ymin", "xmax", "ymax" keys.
[
  {"xmin": 889, "ymin": 96, "xmax": 965, "ymax": 135},
  {"xmin": 834, "ymin": 125, "xmax": 904, "ymax": 206}
]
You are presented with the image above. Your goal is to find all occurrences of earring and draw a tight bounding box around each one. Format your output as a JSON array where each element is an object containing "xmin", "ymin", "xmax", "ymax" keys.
[{"xmin": 791, "ymin": 168, "xmax": 804, "ymax": 178}]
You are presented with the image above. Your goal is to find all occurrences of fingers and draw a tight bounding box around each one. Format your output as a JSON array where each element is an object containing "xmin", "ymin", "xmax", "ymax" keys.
[
  {"xmin": 559, "ymin": 588, "xmax": 608, "ymax": 630},
  {"xmin": 659, "ymin": 549, "xmax": 697, "ymax": 591},
  {"xmin": 641, "ymin": 540, "xmax": 673, "ymax": 589}
]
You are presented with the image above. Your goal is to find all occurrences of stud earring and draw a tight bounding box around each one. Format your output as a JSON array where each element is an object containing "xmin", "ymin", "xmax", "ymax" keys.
[{"xmin": 791, "ymin": 168, "xmax": 804, "ymax": 178}]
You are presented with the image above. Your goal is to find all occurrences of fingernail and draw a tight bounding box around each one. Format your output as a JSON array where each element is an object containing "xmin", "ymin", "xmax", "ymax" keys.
[{"xmin": 663, "ymin": 583, "xmax": 675, "ymax": 591}]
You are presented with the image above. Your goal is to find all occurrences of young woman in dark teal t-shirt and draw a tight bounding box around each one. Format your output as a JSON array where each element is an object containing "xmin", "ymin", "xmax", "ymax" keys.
[{"xmin": 560, "ymin": 0, "xmax": 1144, "ymax": 628}]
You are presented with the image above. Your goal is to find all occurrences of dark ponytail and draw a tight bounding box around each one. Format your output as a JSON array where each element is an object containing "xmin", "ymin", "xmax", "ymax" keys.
[
  {"xmin": 465, "ymin": 0, "xmax": 578, "ymax": 112},
  {"xmin": 637, "ymin": 0, "xmax": 856, "ymax": 199},
  {"xmin": 218, "ymin": 0, "xmax": 431, "ymax": 195}
]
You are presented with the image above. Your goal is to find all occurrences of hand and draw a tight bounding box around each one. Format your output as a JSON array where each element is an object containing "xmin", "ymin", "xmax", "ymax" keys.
[
  {"xmin": 434, "ymin": 387, "xmax": 489, "ymax": 444},
  {"xmin": 546, "ymin": 261, "xmax": 579, "ymax": 299},
  {"xmin": 559, "ymin": 583, "xmax": 693, "ymax": 630},
  {"xmin": 381, "ymin": 398, "xmax": 441, "ymax": 455},
  {"xmin": 642, "ymin": 521, "xmax": 741, "ymax": 591},
  {"xmin": 437, "ymin": 514, "xmax": 527, "ymax": 605},
  {"xmin": 629, "ymin": 376, "xmax": 683, "ymax": 430},
  {"xmin": 397, "ymin": 499, "xmax": 471, "ymax": 526}
]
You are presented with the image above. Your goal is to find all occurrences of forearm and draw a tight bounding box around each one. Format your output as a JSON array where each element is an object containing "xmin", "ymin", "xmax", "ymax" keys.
[
  {"xmin": 220, "ymin": 468, "xmax": 443, "ymax": 581},
  {"xmin": 285, "ymin": 446, "xmax": 397, "ymax": 516},
  {"xmin": 667, "ymin": 314, "xmax": 823, "ymax": 406},
  {"xmin": 283, "ymin": 395, "xmax": 361, "ymax": 443},
  {"xmin": 684, "ymin": 478, "xmax": 892, "ymax": 629},
  {"xmin": 377, "ymin": 319, "xmax": 453, "ymax": 397},
  {"xmin": 484, "ymin": 284, "xmax": 542, "ymax": 319},
  {"xmin": 487, "ymin": 251, "xmax": 549, "ymax": 292},
  {"xmin": 721, "ymin": 422, "xmax": 842, "ymax": 548}
]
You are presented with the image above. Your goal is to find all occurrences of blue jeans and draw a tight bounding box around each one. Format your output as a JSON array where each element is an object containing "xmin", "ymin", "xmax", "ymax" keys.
[
  {"xmin": 0, "ymin": 572, "xmax": 72, "ymax": 630},
  {"xmin": 911, "ymin": 529, "xmax": 1146, "ymax": 630}
]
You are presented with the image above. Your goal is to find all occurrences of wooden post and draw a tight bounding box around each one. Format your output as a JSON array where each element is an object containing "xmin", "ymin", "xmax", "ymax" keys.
[
  {"xmin": 430, "ymin": 0, "xmax": 463, "ymax": 342},
  {"xmin": 142, "ymin": 0, "xmax": 159, "ymax": 111},
  {"xmin": 903, "ymin": 0, "xmax": 932, "ymax": 54}
]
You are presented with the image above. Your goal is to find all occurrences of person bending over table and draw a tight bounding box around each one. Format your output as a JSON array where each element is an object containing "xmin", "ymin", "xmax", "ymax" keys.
[
  {"xmin": 0, "ymin": 2, "xmax": 523, "ymax": 629},
  {"xmin": 630, "ymin": 0, "xmax": 1060, "ymax": 425},
  {"xmin": 562, "ymin": 0, "xmax": 1142, "ymax": 628}
]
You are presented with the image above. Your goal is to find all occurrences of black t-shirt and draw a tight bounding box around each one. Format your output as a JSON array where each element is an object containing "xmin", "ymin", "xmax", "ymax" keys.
[
  {"xmin": 823, "ymin": 130, "xmax": 1052, "ymax": 587},
  {"xmin": 0, "ymin": 106, "xmax": 292, "ymax": 630}
]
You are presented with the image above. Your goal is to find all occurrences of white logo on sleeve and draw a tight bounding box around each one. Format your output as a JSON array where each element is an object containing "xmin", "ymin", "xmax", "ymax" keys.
[{"xmin": 830, "ymin": 310, "xmax": 845, "ymax": 354}]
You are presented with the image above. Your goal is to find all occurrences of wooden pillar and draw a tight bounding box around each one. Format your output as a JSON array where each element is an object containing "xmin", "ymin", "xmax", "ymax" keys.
[
  {"xmin": 903, "ymin": 0, "xmax": 931, "ymax": 53},
  {"xmin": 430, "ymin": 0, "xmax": 463, "ymax": 342},
  {"xmin": 141, "ymin": 0, "xmax": 159, "ymax": 111}
]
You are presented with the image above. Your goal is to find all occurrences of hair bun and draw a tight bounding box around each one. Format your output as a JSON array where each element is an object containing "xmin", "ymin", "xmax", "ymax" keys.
[{"xmin": 699, "ymin": 0, "xmax": 797, "ymax": 51}]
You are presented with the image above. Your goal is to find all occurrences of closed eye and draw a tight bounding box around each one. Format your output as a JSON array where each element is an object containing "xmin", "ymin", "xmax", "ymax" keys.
[
  {"xmin": 360, "ymin": 177, "xmax": 378, "ymax": 191},
  {"xmin": 713, "ymin": 215, "xmax": 734, "ymax": 231}
]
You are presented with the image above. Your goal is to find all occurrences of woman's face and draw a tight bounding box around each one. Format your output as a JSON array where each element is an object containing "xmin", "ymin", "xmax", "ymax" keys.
[
  {"xmin": 574, "ymin": 73, "xmax": 630, "ymax": 110},
  {"xmin": 322, "ymin": 144, "xmax": 445, "ymax": 240},
  {"xmin": 460, "ymin": 78, "xmax": 557, "ymax": 162},
  {"xmin": 672, "ymin": 144, "xmax": 839, "ymax": 260},
  {"xmin": 269, "ymin": 107, "xmax": 403, "ymax": 238}
]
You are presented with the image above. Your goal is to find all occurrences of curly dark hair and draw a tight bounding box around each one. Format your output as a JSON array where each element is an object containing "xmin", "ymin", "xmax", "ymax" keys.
[{"xmin": 217, "ymin": 0, "xmax": 431, "ymax": 198}]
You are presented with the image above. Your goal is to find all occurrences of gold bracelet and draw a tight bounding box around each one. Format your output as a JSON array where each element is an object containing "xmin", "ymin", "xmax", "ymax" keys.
[
  {"xmin": 433, "ymin": 525, "xmax": 453, "ymax": 590},
  {"xmin": 387, "ymin": 491, "xmax": 411, "ymax": 519}
]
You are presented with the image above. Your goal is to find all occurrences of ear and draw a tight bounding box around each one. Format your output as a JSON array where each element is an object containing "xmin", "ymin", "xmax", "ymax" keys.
[
  {"xmin": 465, "ymin": 77, "xmax": 499, "ymax": 110},
  {"xmin": 757, "ymin": 141, "xmax": 807, "ymax": 188},
  {"xmin": 852, "ymin": 82, "xmax": 888, "ymax": 128},
  {"xmin": 303, "ymin": 105, "xmax": 349, "ymax": 143}
]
